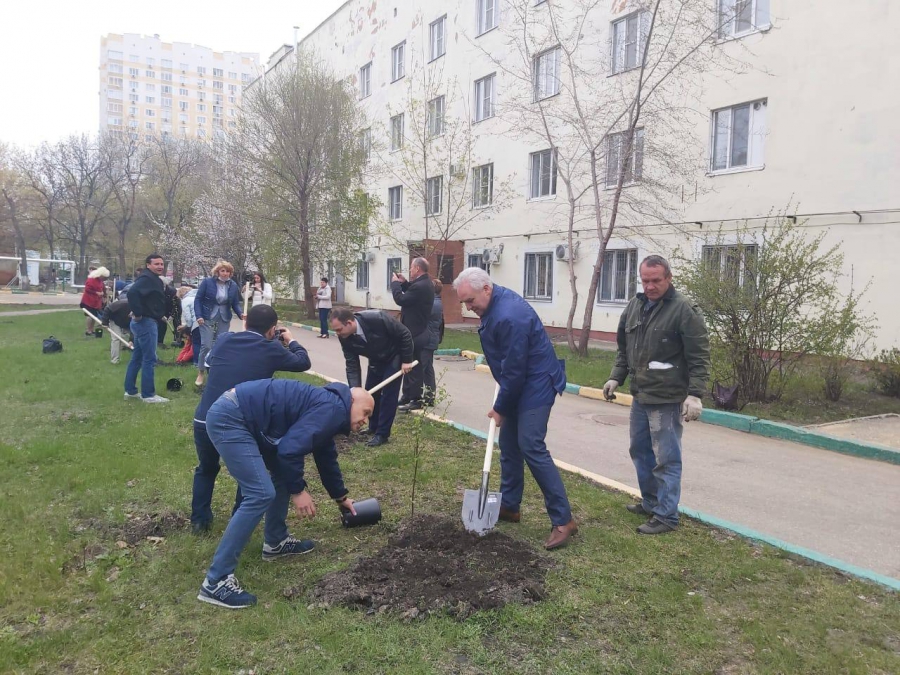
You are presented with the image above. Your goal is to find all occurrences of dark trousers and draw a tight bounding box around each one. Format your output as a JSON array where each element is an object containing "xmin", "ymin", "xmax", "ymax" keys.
[
  {"xmin": 365, "ymin": 360, "xmax": 403, "ymax": 438},
  {"xmin": 156, "ymin": 318, "xmax": 168, "ymax": 345},
  {"xmin": 191, "ymin": 420, "xmax": 242, "ymax": 527},
  {"xmin": 318, "ymin": 307, "xmax": 330, "ymax": 336},
  {"xmin": 401, "ymin": 330, "xmax": 429, "ymax": 403},
  {"xmin": 190, "ymin": 328, "xmax": 201, "ymax": 366},
  {"xmin": 421, "ymin": 349, "xmax": 436, "ymax": 405}
]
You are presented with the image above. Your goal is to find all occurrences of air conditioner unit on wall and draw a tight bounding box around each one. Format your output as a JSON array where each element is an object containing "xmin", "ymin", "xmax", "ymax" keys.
[
  {"xmin": 555, "ymin": 241, "xmax": 579, "ymax": 262},
  {"xmin": 481, "ymin": 244, "xmax": 503, "ymax": 265},
  {"xmin": 364, "ymin": 251, "xmax": 376, "ymax": 263}
]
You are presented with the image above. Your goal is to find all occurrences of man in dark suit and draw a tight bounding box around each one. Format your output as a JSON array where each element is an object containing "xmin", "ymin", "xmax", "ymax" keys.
[
  {"xmin": 190, "ymin": 304, "xmax": 311, "ymax": 534},
  {"xmin": 391, "ymin": 257, "xmax": 435, "ymax": 411},
  {"xmin": 329, "ymin": 307, "xmax": 414, "ymax": 447}
]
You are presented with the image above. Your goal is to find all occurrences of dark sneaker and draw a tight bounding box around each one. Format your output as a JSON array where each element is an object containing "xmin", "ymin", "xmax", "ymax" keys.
[
  {"xmin": 197, "ymin": 574, "xmax": 256, "ymax": 609},
  {"xmin": 398, "ymin": 400, "xmax": 423, "ymax": 412},
  {"xmin": 498, "ymin": 507, "xmax": 521, "ymax": 523},
  {"xmin": 637, "ymin": 517, "xmax": 676, "ymax": 535},
  {"xmin": 191, "ymin": 521, "xmax": 211, "ymax": 536},
  {"xmin": 626, "ymin": 503, "xmax": 651, "ymax": 516},
  {"xmin": 262, "ymin": 535, "xmax": 315, "ymax": 562},
  {"xmin": 366, "ymin": 434, "xmax": 389, "ymax": 447}
]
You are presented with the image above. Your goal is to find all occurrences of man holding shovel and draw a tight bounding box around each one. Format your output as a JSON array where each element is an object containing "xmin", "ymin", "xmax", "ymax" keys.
[{"xmin": 453, "ymin": 268, "xmax": 577, "ymax": 550}]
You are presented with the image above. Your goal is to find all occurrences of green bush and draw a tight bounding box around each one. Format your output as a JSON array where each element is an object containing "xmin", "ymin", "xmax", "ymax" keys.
[{"xmin": 873, "ymin": 348, "xmax": 900, "ymax": 397}]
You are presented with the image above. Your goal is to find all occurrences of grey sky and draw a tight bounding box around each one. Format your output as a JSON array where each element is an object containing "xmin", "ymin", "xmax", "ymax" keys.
[{"xmin": 0, "ymin": 0, "xmax": 346, "ymax": 149}]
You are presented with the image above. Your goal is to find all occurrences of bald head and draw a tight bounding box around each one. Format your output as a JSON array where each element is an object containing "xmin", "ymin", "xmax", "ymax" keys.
[
  {"xmin": 411, "ymin": 257, "xmax": 429, "ymax": 279},
  {"xmin": 349, "ymin": 387, "xmax": 375, "ymax": 432}
]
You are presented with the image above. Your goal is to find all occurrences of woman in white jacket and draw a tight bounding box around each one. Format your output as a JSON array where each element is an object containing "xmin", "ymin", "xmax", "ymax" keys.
[
  {"xmin": 180, "ymin": 287, "xmax": 201, "ymax": 366},
  {"xmin": 315, "ymin": 276, "xmax": 332, "ymax": 338},
  {"xmin": 247, "ymin": 271, "xmax": 274, "ymax": 307}
]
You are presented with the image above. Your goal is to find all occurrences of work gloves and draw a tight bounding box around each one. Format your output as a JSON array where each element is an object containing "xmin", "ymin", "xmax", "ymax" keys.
[
  {"xmin": 682, "ymin": 395, "xmax": 702, "ymax": 422},
  {"xmin": 602, "ymin": 380, "xmax": 619, "ymax": 400}
]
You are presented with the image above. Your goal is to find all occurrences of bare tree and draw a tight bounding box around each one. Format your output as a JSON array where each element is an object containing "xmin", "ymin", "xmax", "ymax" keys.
[
  {"xmin": 234, "ymin": 50, "xmax": 373, "ymax": 316},
  {"xmin": 477, "ymin": 0, "xmax": 748, "ymax": 354},
  {"xmin": 0, "ymin": 143, "xmax": 32, "ymax": 288},
  {"xmin": 100, "ymin": 133, "xmax": 152, "ymax": 275},
  {"xmin": 17, "ymin": 143, "xmax": 64, "ymax": 261}
]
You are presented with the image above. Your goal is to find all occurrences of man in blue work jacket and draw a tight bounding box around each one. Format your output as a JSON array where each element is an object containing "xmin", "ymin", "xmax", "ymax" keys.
[
  {"xmin": 453, "ymin": 267, "xmax": 577, "ymax": 550},
  {"xmin": 198, "ymin": 378, "xmax": 375, "ymax": 609}
]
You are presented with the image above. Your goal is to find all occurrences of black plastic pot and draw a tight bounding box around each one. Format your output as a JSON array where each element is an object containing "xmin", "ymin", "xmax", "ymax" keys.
[
  {"xmin": 340, "ymin": 497, "xmax": 382, "ymax": 528},
  {"xmin": 166, "ymin": 378, "xmax": 183, "ymax": 392}
]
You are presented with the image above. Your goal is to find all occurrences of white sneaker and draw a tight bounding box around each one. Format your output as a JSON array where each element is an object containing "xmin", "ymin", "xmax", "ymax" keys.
[
  {"xmin": 141, "ymin": 395, "xmax": 170, "ymax": 404},
  {"xmin": 124, "ymin": 392, "xmax": 141, "ymax": 400}
]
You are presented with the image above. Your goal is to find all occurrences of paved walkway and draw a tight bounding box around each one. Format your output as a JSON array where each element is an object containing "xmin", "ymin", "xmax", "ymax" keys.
[{"xmin": 272, "ymin": 324, "xmax": 900, "ymax": 581}]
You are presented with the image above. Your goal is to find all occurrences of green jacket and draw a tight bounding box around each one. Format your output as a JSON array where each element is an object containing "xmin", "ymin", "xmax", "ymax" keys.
[{"xmin": 609, "ymin": 285, "xmax": 710, "ymax": 405}]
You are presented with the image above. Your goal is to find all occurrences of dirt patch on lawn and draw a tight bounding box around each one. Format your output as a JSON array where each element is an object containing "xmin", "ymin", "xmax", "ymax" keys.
[
  {"xmin": 303, "ymin": 515, "xmax": 554, "ymax": 619},
  {"xmin": 73, "ymin": 510, "xmax": 189, "ymax": 546}
]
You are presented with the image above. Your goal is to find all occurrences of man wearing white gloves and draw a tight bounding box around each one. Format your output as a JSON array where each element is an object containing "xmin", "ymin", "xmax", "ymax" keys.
[{"xmin": 604, "ymin": 255, "xmax": 709, "ymax": 534}]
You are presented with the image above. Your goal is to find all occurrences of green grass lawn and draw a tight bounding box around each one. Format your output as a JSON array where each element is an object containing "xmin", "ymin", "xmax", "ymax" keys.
[
  {"xmin": 0, "ymin": 304, "xmax": 77, "ymax": 313},
  {"xmin": 1, "ymin": 313, "xmax": 898, "ymax": 673}
]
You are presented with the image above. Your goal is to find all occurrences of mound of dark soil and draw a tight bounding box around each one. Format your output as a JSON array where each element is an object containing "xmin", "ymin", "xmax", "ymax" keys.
[{"xmin": 306, "ymin": 515, "xmax": 554, "ymax": 619}]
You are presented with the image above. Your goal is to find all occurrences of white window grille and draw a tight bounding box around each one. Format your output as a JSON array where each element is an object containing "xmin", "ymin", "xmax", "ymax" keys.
[
  {"xmin": 426, "ymin": 176, "xmax": 443, "ymax": 216},
  {"xmin": 597, "ymin": 249, "xmax": 638, "ymax": 302},
  {"xmin": 472, "ymin": 163, "xmax": 494, "ymax": 208},
  {"xmin": 612, "ymin": 11, "xmax": 649, "ymax": 74},
  {"xmin": 474, "ymin": 74, "xmax": 495, "ymax": 122},
  {"xmin": 388, "ymin": 186, "xmax": 403, "ymax": 220},
  {"xmin": 524, "ymin": 253, "xmax": 553, "ymax": 300},
  {"xmin": 718, "ymin": 0, "xmax": 770, "ymax": 39},
  {"xmin": 533, "ymin": 47, "xmax": 561, "ymax": 101},
  {"xmin": 529, "ymin": 149, "xmax": 557, "ymax": 198},
  {"xmin": 605, "ymin": 128, "xmax": 645, "ymax": 187},
  {"xmin": 427, "ymin": 96, "xmax": 445, "ymax": 137}
]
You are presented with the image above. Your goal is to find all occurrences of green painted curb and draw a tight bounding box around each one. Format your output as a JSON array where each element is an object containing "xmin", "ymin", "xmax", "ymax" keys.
[
  {"xmin": 700, "ymin": 409, "xmax": 757, "ymax": 432},
  {"xmin": 564, "ymin": 383, "xmax": 581, "ymax": 395},
  {"xmin": 750, "ymin": 419, "xmax": 900, "ymax": 465},
  {"xmin": 435, "ymin": 348, "xmax": 461, "ymax": 356}
]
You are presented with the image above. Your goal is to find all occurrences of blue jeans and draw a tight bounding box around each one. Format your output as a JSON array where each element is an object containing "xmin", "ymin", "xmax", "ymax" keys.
[
  {"xmin": 365, "ymin": 360, "xmax": 402, "ymax": 438},
  {"xmin": 191, "ymin": 421, "xmax": 243, "ymax": 527},
  {"xmin": 498, "ymin": 404, "xmax": 572, "ymax": 527},
  {"xmin": 318, "ymin": 308, "xmax": 330, "ymax": 336},
  {"xmin": 629, "ymin": 400, "xmax": 683, "ymax": 527},
  {"xmin": 205, "ymin": 392, "xmax": 290, "ymax": 582},
  {"xmin": 124, "ymin": 318, "xmax": 158, "ymax": 398}
]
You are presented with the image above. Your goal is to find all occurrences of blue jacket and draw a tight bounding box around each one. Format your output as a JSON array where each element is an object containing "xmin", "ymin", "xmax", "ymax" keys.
[
  {"xmin": 479, "ymin": 285, "xmax": 566, "ymax": 416},
  {"xmin": 234, "ymin": 379, "xmax": 352, "ymax": 497},
  {"xmin": 194, "ymin": 330, "xmax": 311, "ymax": 423},
  {"xmin": 194, "ymin": 276, "xmax": 243, "ymax": 323}
]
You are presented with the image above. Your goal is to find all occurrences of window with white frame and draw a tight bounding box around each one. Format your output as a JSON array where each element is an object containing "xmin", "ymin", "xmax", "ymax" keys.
[
  {"xmin": 228, "ymin": 71, "xmax": 237, "ymax": 79},
  {"xmin": 718, "ymin": 0, "xmax": 770, "ymax": 40},
  {"xmin": 162, "ymin": 98, "xmax": 172, "ymax": 108},
  {"xmin": 161, "ymin": 59, "xmax": 172, "ymax": 69},
  {"xmin": 129, "ymin": 81, "xmax": 139, "ymax": 91},
  {"xmin": 533, "ymin": 47, "xmax": 561, "ymax": 101},
  {"xmin": 161, "ymin": 85, "xmax": 172, "ymax": 94},
  {"xmin": 391, "ymin": 42, "xmax": 406, "ymax": 81},
  {"xmin": 179, "ymin": 62, "xmax": 189, "ymax": 71},
  {"xmin": 702, "ymin": 244, "xmax": 758, "ymax": 289},
  {"xmin": 386, "ymin": 257, "xmax": 402, "ymax": 288},
  {"xmin": 359, "ymin": 128, "xmax": 371, "ymax": 160},
  {"xmin": 242, "ymin": 73, "xmax": 251, "ymax": 83},
  {"xmin": 146, "ymin": 57, "xmax": 155, "ymax": 67},
  {"xmin": 145, "ymin": 121, "xmax": 155, "ymax": 131},
  {"xmin": 128, "ymin": 67, "xmax": 139, "ymax": 77},
  {"xmin": 710, "ymin": 99, "xmax": 766, "ymax": 172},
  {"xmin": 197, "ymin": 66, "xmax": 206, "ymax": 75},
  {"xmin": 605, "ymin": 128, "xmax": 644, "ymax": 187},
  {"xmin": 179, "ymin": 113, "xmax": 188, "ymax": 123},
  {"xmin": 388, "ymin": 186, "xmax": 403, "ymax": 220},
  {"xmin": 108, "ymin": 76, "xmax": 123, "ymax": 88},
  {"xmin": 472, "ymin": 163, "xmax": 494, "ymax": 208},
  {"xmin": 390, "ymin": 113, "xmax": 404, "ymax": 151},
  {"xmin": 213, "ymin": 68, "xmax": 223, "ymax": 77},
  {"xmin": 228, "ymin": 83, "xmax": 237, "ymax": 93},
  {"xmin": 476, "ymin": 0, "xmax": 498, "ymax": 35},
  {"xmin": 109, "ymin": 90, "xmax": 123, "ymax": 100},
  {"xmin": 430, "ymin": 15, "xmax": 446, "ymax": 61},
  {"xmin": 426, "ymin": 176, "xmax": 443, "ymax": 215},
  {"xmin": 359, "ymin": 62, "xmax": 371, "ymax": 98},
  {"xmin": 145, "ymin": 83, "xmax": 156, "ymax": 91},
  {"xmin": 109, "ymin": 63, "xmax": 123, "ymax": 74},
  {"xmin": 145, "ymin": 70, "xmax": 155, "ymax": 78},
  {"xmin": 127, "ymin": 93, "xmax": 138, "ymax": 103},
  {"xmin": 161, "ymin": 72, "xmax": 172, "ymax": 82},
  {"xmin": 198, "ymin": 91, "xmax": 206, "ymax": 101},
  {"xmin": 107, "ymin": 117, "xmax": 122, "ymax": 126},
  {"xmin": 356, "ymin": 259, "xmax": 370, "ymax": 290},
  {"xmin": 529, "ymin": 149, "xmax": 557, "ymax": 198},
  {"xmin": 179, "ymin": 101, "xmax": 189, "ymax": 111},
  {"xmin": 612, "ymin": 11, "xmax": 648, "ymax": 74},
  {"xmin": 467, "ymin": 253, "xmax": 490, "ymax": 272},
  {"xmin": 128, "ymin": 119, "xmax": 138, "ymax": 129},
  {"xmin": 107, "ymin": 102, "xmax": 122, "ymax": 113},
  {"xmin": 179, "ymin": 88, "xmax": 189, "ymax": 96},
  {"xmin": 597, "ymin": 249, "xmax": 638, "ymax": 302},
  {"xmin": 198, "ymin": 128, "xmax": 206, "ymax": 138},
  {"xmin": 427, "ymin": 96, "xmax": 445, "ymax": 137},
  {"xmin": 145, "ymin": 109, "xmax": 155, "ymax": 117},
  {"xmin": 474, "ymin": 73, "xmax": 495, "ymax": 122},
  {"xmin": 145, "ymin": 96, "xmax": 155, "ymax": 104},
  {"xmin": 198, "ymin": 103, "xmax": 206, "ymax": 112},
  {"xmin": 129, "ymin": 106, "xmax": 138, "ymax": 116},
  {"xmin": 524, "ymin": 252, "xmax": 553, "ymax": 300},
  {"xmin": 108, "ymin": 50, "xmax": 123, "ymax": 60},
  {"xmin": 198, "ymin": 116, "xmax": 207, "ymax": 124}
]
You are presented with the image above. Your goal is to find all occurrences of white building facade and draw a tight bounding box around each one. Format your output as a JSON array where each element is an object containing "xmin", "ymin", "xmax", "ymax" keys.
[
  {"xmin": 99, "ymin": 34, "xmax": 260, "ymax": 142},
  {"xmin": 294, "ymin": 1, "xmax": 898, "ymax": 347}
]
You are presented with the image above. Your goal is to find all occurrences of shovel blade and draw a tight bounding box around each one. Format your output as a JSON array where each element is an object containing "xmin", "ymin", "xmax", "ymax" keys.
[{"xmin": 461, "ymin": 488, "xmax": 502, "ymax": 535}]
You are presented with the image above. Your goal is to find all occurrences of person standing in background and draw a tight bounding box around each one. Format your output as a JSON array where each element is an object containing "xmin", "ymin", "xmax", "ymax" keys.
[
  {"xmin": 391, "ymin": 257, "xmax": 434, "ymax": 412},
  {"xmin": 249, "ymin": 271, "xmax": 274, "ymax": 307},
  {"xmin": 315, "ymin": 277, "xmax": 332, "ymax": 338},
  {"xmin": 81, "ymin": 266, "xmax": 109, "ymax": 336},
  {"xmin": 418, "ymin": 278, "xmax": 444, "ymax": 407},
  {"xmin": 124, "ymin": 254, "xmax": 169, "ymax": 404},
  {"xmin": 194, "ymin": 261, "xmax": 244, "ymax": 387}
]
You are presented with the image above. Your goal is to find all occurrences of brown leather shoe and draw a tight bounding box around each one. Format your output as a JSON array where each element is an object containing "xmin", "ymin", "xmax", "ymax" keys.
[
  {"xmin": 498, "ymin": 507, "xmax": 520, "ymax": 523},
  {"xmin": 544, "ymin": 519, "xmax": 578, "ymax": 550}
]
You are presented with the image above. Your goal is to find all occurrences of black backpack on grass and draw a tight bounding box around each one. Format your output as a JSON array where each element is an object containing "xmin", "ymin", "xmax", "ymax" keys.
[{"xmin": 42, "ymin": 336, "xmax": 63, "ymax": 354}]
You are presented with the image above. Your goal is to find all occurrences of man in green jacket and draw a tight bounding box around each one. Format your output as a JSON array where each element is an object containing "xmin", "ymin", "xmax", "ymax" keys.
[{"xmin": 604, "ymin": 255, "xmax": 710, "ymax": 534}]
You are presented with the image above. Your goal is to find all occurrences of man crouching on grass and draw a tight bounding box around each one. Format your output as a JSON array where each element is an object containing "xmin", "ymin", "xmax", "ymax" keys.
[{"xmin": 198, "ymin": 378, "xmax": 375, "ymax": 609}]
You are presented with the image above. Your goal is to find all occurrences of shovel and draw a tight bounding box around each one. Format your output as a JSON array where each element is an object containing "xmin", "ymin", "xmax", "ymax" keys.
[
  {"xmin": 462, "ymin": 383, "xmax": 502, "ymax": 535},
  {"xmin": 366, "ymin": 360, "xmax": 419, "ymax": 395},
  {"xmin": 81, "ymin": 308, "xmax": 133, "ymax": 349}
]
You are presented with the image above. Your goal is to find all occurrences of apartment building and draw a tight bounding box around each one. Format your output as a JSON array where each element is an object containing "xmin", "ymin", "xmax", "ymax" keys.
[
  {"xmin": 99, "ymin": 33, "xmax": 260, "ymax": 142},
  {"xmin": 293, "ymin": 2, "xmax": 899, "ymax": 347}
]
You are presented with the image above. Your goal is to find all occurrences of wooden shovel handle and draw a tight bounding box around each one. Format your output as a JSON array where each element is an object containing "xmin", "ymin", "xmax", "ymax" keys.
[
  {"xmin": 481, "ymin": 383, "xmax": 501, "ymax": 473},
  {"xmin": 366, "ymin": 360, "xmax": 419, "ymax": 395}
]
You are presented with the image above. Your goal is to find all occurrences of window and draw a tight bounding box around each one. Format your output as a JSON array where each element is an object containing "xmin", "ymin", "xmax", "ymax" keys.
[
  {"xmin": 228, "ymin": 71, "xmax": 237, "ymax": 79},
  {"xmin": 427, "ymin": 96, "xmax": 445, "ymax": 137},
  {"xmin": 388, "ymin": 186, "xmax": 403, "ymax": 220},
  {"xmin": 213, "ymin": 105, "xmax": 223, "ymax": 116},
  {"xmin": 228, "ymin": 83, "xmax": 237, "ymax": 93},
  {"xmin": 718, "ymin": 0, "xmax": 770, "ymax": 39},
  {"xmin": 109, "ymin": 90, "xmax": 123, "ymax": 100},
  {"xmin": 438, "ymin": 255, "xmax": 455, "ymax": 285},
  {"xmin": 129, "ymin": 80, "xmax": 139, "ymax": 91},
  {"xmin": 179, "ymin": 88, "xmax": 189, "ymax": 97},
  {"xmin": 533, "ymin": 47, "xmax": 561, "ymax": 100},
  {"xmin": 161, "ymin": 72, "xmax": 172, "ymax": 82},
  {"xmin": 359, "ymin": 128, "xmax": 371, "ymax": 160},
  {"xmin": 468, "ymin": 253, "xmax": 490, "ymax": 272},
  {"xmin": 198, "ymin": 116, "xmax": 207, "ymax": 124},
  {"xmin": 529, "ymin": 149, "xmax": 557, "ymax": 198},
  {"xmin": 597, "ymin": 249, "xmax": 638, "ymax": 302},
  {"xmin": 356, "ymin": 259, "xmax": 370, "ymax": 290},
  {"xmin": 107, "ymin": 117, "xmax": 122, "ymax": 126},
  {"xmin": 228, "ymin": 96, "xmax": 236, "ymax": 104},
  {"xmin": 162, "ymin": 111, "xmax": 171, "ymax": 122},
  {"xmin": 109, "ymin": 63, "xmax": 123, "ymax": 74},
  {"xmin": 179, "ymin": 101, "xmax": 189, "ymax": 111},
  {"xmin": 213, "ymin": 67, "xmax": 223, "ymax": 77},
  {"xmin": 146, "ymin": 57, "xmax": 155, "ymax": 67},
  {"xmin": 128, "ymin": 93, "xmax": 138, "ymax": 103},
  {"xmin": 477, "ymin": 0, "xmax": 498, "ymax": 35},
  {"xmin": 161, "ymin": 85, "xmax": 172, "ymax": 94},
  {"xmin": 145, "ymin": 121, "xmax": 155, "ymax": 131},
  {"xmin": 359, "ymin": 62, "xmax": 371, "ymax": 98},
  {"xmin": 108, "ymin": 76, "xmax": 123, "ymax": 87},
  {"xmin": 605, "ymin": 128, "xmax": 644, "ymax": 187},
  {"xmin": 162, "ymin": 98, "xmax": 172, "ymax": 108},
  {"xmin": 390, "ymin": 113, "xmax": 404, "ymax": 151},
  {"xmin": 213, "ymin": 80, "xmax": 224, "ymax": 90},
  {"xmin": 198, "ymin": 79, "xmax": 207, "ymax": 88},
  {"xmin": 161, "ymin": 59, "xmax": 172, "ymax": 69},
  {"xmin": 128, "ymin": 119, "xmax": 138, "ymax": 129},
  {"xmin": 213, "ymin": 93, "xmax": 223, "ymax": 103},
  {"xmin": 129, "ymin": 54, "xmax": 140, "ymax": 62},
  {"xmin": 198, "ymin": 91, "xmax": 206, "ymax": 101},
  {"xmin": 146, "ymin": 109, "xmax": 155, "ymax": 117},
  {"xmin": 702, "ymin": 244, "xmax": 758, "ymax": 289},
  {"xmin": 430, "ymin": 15, "xmax": 446, "ymax": 60},
  {"xmin": 524, "ymin": 252, "xmax": 553, "ymax": 300},
  {"xmin": 179, "ymin": 62, "xmax": 189, "ymax": 71},
  {"xmin": 386, "ymin": 257, "xmax": 402, "ymax": 289},
  {"xmin": 472, "ymin": 163, "xmax": 494, "ymax": 208},
  {"xmin": 197, "ymin": 66, "xmax": 206, "ymax": 75},
  {"xmin": 612, "ymin": 11, "xmax": 648, "ymax": 74},
  {"xmin": 242, "ymin": 73, "xmax": 251, "ymax": 83},
  {"xmin": 179, "ymin": 113, "xmax": 188, "ymax": 123},
  {"xmin": 145, "ymin": 83, "xmax": 156, "ymax": 91},
  {"xmin": 145, "ymin": 96, "xmax": 155, "ymax": 104},
  {"xmin": 129, "ymin": 67, "xmax": 139, "ymax": 77},
  {"xmin": 129, "ymin": 106, "xmax": 138, "ymax": 116},
  {"xmin": 108, "ymin": 50, "xmax": 123, "ymax": 60},
  {"xmin": 474, "ymin": 74, "xmax": 495, "ymax": 121},
  {"xmin": 198, "ymin": 128, "xmax": 206, "ymax": 138},
  {"xmin": 108, "ymin": 102, "xmax": 122, "ymax": 113},
  {"xmin": 426, "ymin": 176, "xmax": 443, "ymax": 215},
  {"xmin": 391, "ymin": 42, "xmax": 406, "ymax": 81},
  {"xmin": 198, "ymin": 103, "xmax": 206, "ymax": 112},
  {"xmin": 710, "ymin": 99, "xmax": 766, "ymax": 172}
]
